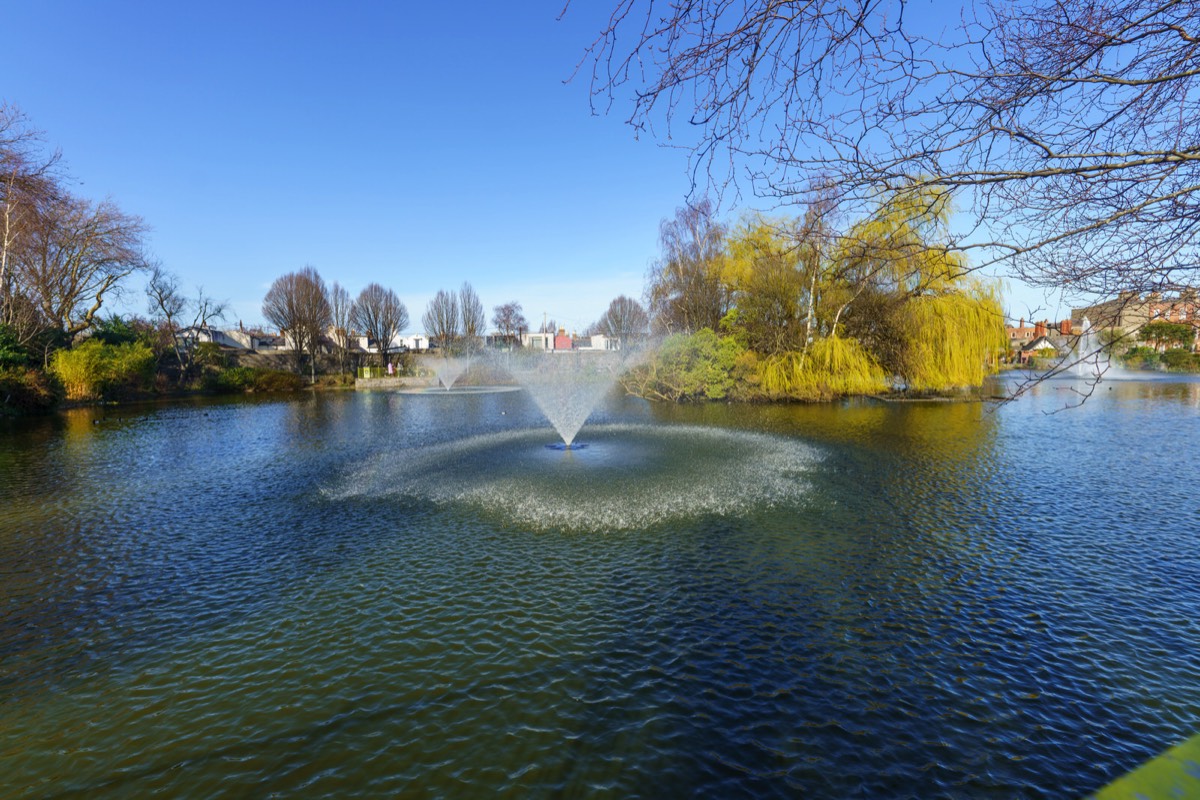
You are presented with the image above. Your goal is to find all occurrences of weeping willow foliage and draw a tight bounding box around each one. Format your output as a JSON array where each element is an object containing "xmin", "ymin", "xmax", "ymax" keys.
[
  {"xmin": 758, "ymin": 336, "xmax": 888, "ymax": 399},
  {"xmin": 896, "ymin": 282, "xmax": 1007, "ymax": 391}
]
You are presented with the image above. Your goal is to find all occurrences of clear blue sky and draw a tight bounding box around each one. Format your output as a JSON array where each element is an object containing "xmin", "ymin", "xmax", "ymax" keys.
[{"xmin": 4, "ymin": 1, "xmax": 1059, "ymax": 334}]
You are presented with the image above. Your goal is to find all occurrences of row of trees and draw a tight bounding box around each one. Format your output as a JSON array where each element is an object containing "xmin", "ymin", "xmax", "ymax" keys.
[
  {"xmin": 421, "ymin": 283, "xmax": 489, "ymax": 354},
  {"xmin": 259, "ymin": 266, "xmax": 411, "ymax": 381}
]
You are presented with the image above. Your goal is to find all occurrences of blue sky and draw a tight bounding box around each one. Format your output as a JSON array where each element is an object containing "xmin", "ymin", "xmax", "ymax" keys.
[{"xmin": 4, "ymin": 1, "xmax": 1060, "ymax": 334}]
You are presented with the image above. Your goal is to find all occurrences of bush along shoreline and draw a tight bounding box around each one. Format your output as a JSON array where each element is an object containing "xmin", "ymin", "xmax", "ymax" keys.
[{"xmin": 0, "ymin": 321, "xmax": 329, "ymax": 417}]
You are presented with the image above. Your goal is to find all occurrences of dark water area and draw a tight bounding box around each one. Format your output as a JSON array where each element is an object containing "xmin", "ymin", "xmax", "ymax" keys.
[{"xmin": 1, "ymin": 379, "xmax": 1198, "ymax": 798}]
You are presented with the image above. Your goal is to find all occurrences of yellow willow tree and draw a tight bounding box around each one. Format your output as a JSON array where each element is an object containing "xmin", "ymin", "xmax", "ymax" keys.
[
  {"xmin": 895, "ymin": 282, "xmax": 1007, "ymax": 391},
  {"xmin": 758, "ymin": 336, "xmax": 888, "ymax": 400},
  {"xmin": 834, "ymin": 187, "xmax": 1007, "ymax": 391},
  {"xmin": 722, "ymin": 215, "xmax": 807, "ymax": 356}
]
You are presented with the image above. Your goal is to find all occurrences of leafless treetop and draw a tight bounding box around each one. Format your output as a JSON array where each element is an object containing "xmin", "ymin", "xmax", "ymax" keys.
[{"xmin": 579, "ymin": 0, "xmax": 1200, "ymax": 303}]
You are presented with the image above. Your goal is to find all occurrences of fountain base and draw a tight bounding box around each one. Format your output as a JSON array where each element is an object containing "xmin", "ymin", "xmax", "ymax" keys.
[{"xmin": 544, "ymin": 442, "xmax": 589, "ymax": 451}]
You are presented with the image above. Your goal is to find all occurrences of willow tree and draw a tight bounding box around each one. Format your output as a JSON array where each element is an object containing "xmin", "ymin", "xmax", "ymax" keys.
[
  {"xmin": 723, "ymin": 217, "xmax": 806, "ymax": 356},
  {"xmin": 830, "ymin": 189, "xmax": 1006, "ymax": 390},
  {"xmin": 758, "ymin": 336, "xmax": 888, "ymax": 400}
]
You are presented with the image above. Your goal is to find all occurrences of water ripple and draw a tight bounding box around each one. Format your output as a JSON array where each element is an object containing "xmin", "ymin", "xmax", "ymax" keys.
[{"xmin": 0, "ymin": 387, "xmax": 1198, "ymax": 798}]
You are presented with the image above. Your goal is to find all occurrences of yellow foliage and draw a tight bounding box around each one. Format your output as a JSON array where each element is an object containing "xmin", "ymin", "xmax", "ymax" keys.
[
  {"xmin": 898, "ymin": 281, "xmax": 1007, "ymax": 390},
  {"xmin": 758, "ymin": 337, "xmax": 888, "ymax": 400},
  {"xmin": 722, "ymin": 214, "xmax": 797, "ymax": 289},
  {"xmin": 51, "ymin": 340, "xmax": 156, "ymax": 401}
]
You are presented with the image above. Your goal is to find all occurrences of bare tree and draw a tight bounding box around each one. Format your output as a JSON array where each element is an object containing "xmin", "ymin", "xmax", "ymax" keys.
[
  {"xmin": 459, "ymin": 282, "xmax": 486, "ymax": 353},
  {"xmin": 146, "ymin": 264, "xmax": 227, "ymax": 384},
  {"xmin": 647, "ymin": 199, "xmax": 730, "ymax": 334},
  {"xmin": 581, "ymin": 0, "xmax": 1200, "ymax": 309},
  {"xmin": 9, "ymin": 193, "xmax": 149, "ymax": 339},
  {"xmin": 1, "ymin": 104, "xmax": 60, "ymax": 335},
  {"xmin": 492, "ymin": 300, "xmax": 528, "ymax": 346},
  {"xmin": 350, "ymin": 283, "xmax": 409, "ymax": 369},
  {"xmin": 328, "ymin": 281, "xmax": 353, "ymax": 375},
  {"xmin": 422, "ymin": 289, "xmax": 460, "ymax": 352},
  {"xmin": 593, "ymin": 295, "xmax": 649, "ymax": 346},
  {"xmin": 262, "ymin": 265, "xmax": 331, "ymax": 383}
]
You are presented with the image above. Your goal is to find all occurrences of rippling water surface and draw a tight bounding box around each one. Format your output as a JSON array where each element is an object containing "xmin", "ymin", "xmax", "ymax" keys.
[{"xmin": 1, "ymin": 379, "xmax": 1198, "ymax": 798}]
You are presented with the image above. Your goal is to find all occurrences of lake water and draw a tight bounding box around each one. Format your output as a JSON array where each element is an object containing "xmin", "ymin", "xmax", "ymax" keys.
[{"xmin": 1, "ymin": 377, "xmax": 1198, "ymax": 798}]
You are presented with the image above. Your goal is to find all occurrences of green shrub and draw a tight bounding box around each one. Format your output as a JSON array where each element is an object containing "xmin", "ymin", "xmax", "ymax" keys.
[
  {"xmin": 251, "ymin": 369, "xmax": 304, "ymax": 392},
  {"xmin": 193, "ymin": 342, "xmax": 227, "ymax": 368},
  {"xmin": 1160, "ymin": 348, "xmax": 1200, "ymax": 371},
  {"xmin": 0, "ymin": 368, "xmax": 59, "ymax": 413},
  {"xmin": 0, "ymin": 324, "xmax": 28, "ymax": 369},
  {"xmin": 211, "ymin": 366, "xmax": 258, "ymax": 392},
  {"xmin": 624, "ymin": 329, "xmax": 745, "ymax": 401},
  {"xmin": 49, "ymin": 340, "xmax": 156, "ymax": 401},
  {"xmin": 209, "ymin": 366, "xmax": 303, "ymax": 393},
  {"xmin": 1120, "ymin": 346, "xmax": 1160, "ymax": 369},
  {"xmin": 91, "ymin": 315, "xmax": 141, "ymax": 346}
]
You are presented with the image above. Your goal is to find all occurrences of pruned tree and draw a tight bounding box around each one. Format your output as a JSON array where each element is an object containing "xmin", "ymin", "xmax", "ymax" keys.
[
  {"xmin": 458, "ymin": 281, "xmax": 486, "ymax": 353},
  {"xmin": 492, "ymin": 300, "xmax": 528, "ymax": 347},
  {"xmin": 146, "ymin": 264, "xmax": 227, "ymax": 384},
  {"xmin": 422, "ymin": 289, "xmax": 460, "ymax": 351},
  {"xmin": 350, "ymin": 283, "xmax": 409, "ymax": 369},
  {"xmin": 581, "ymin": 0, "xmax": 1200, "ymax": 320},
  {"xmin": 593, "ymin": 295, "xmax": 649, "ymax": 346},
  {"xmin": 647, "ymin": 199, "xmax": 730, "ymax": 334},
  {"xmin": 262, "ymin": 265, "xmax": 331, "ymax": 383},
  {"xmin": 328, "ymin": 281, "xmax": 353, "ymax": 374}
]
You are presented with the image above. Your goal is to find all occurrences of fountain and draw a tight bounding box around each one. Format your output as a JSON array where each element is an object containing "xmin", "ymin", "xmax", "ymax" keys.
[
  {"xmin": 1069, "ymin": 317, "xmax": 1109, "ymax": 379},
  {"xmin": 429, "ymin": 355, "xmax": 472, "ymax": 391},
  {"xmin": 1067, "ymin": 317, "xmax": 1143, "ymax": 380},
  {"xmin": 503, "ymin": 349, "xmax": 635, "ymax": 448},
  {"xmin": 328, "ymin": 422, "xmax": 819, "ymax": 532}
]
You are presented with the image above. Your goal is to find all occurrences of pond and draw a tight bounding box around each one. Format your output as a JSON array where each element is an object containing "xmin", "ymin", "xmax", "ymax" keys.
[{"xmin": 1, "ymin": 377, "xmax": 1198, "ymax": 798}]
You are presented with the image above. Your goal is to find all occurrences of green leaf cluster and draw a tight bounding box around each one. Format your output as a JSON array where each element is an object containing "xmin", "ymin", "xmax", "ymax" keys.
[
  {"xmin": 0, "ymin": 324, "xmax": 29, "ymax": 369},
  {"xmin": 622, "ymin": 329, "xmax": 746, "ymax": 401}
]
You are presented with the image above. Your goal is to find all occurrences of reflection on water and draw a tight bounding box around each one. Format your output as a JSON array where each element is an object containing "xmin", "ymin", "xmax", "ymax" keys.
[{"xmin": 1, "ymin": 381, "xmax": 1198, "ymax": 798}]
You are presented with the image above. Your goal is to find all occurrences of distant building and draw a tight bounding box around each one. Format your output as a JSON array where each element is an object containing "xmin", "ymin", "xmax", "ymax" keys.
[
  {"xmin": 1006, "ymin": 318, "xmax": 1073, "ymax": 354},
  {"xmin": 181, "ymin": 326, "xmax": 291, "ymax": 351},
  {"xmin": 1072, "ymin": 290, "xmax": 1199, "ymax": 330},
  {"xmin": 521, "ymin": 331, "xmax": 556, "ymax": 351},
  {"xmin": 518, "ymin": 329, "xmax": 623, "ymax": 352},
  {"xmin": 1071, "ymin": 290, "xmax": 1199, "ymax": 351},
  {"xmin": 1017, "ymin": 335, "xmax": 1057, "ymax": 364}
]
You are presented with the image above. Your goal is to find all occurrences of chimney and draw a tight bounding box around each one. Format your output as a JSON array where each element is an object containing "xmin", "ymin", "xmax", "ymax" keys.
[
  {"xmin": 1019, "ymin": 317, "xmax": 1025, "ymax": 328},
  {"xmin": 1059, "ymin": 318, "xmax": 1072, "ymax": 335},
  {"xmin": 1034, "ymin": 320, "xmax": 1046, "ymax": 338}
]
